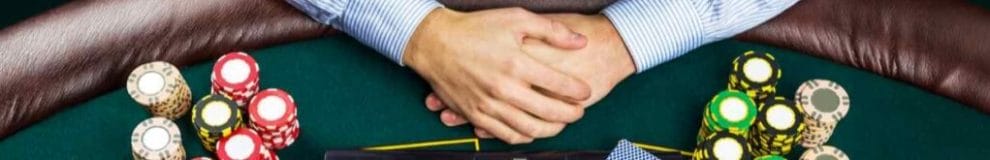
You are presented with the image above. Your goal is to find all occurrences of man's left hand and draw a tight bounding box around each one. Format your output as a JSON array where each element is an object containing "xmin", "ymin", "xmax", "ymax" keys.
[{"xmin": 424, "ymin": 14, "xmax": 636, "ymax": 138}]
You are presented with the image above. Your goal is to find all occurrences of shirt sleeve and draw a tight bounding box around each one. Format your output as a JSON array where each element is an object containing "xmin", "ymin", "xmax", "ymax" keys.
[
  {"xmin": 602, "ymin": 0, "xmax": 799, "ymax": 73},
  {"xmin": 286, "ymin": 0, "xmax": 442, "ymax": 65}
]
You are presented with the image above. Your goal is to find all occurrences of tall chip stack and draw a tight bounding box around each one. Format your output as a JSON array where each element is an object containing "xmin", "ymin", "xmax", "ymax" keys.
[
  {"xmin": 799, "ymin": 145, "xmax": 849, "ymax": 160},
  {"xmin": 749, "ymin": 96, "xmax": 806, "ymax": 156},
  {"xmin": 191, "ymin": 94, "xmax": 243, "ymax": 152},
  {"xmin": 795, "ymin": 79, "xmax": 850, "ymax": 148},
  {"xmin": 217, "ymin": 128, "xmax": 279, "ymax": 160},
  {"xmin": 212, "ymin": 52, "xmax": 261, "ymax": 107},
  {"xmin": 728, "ymin": 51, "xmax": 781, "ymax": 103},
  {"xmin": 131, "ymin": 117, "xmax": 186, "ymax": 160},
  {"xmin": 697, "ymin": 90, "xmax": 758, "ymax": 143},
  {"xmin": 127, "ymin": 61, "xmax": 193, "ymax": 120},
  {"xmin": 248, "ymin": 89, "xmax": 301, "ymax": 150},
  {"xmin": 692, "ymin": 131, "xmax": 752, "ymax": 160}
]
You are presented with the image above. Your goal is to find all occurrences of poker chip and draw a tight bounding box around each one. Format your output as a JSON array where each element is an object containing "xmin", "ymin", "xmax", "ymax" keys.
[
  {"xmin": 216, "ymin": 128, "xmax": 278, "ymax": 160},
  {"xmin": 698, "ymin": 90, "xmax": 757, "ymax": 143},
  {"xmin": 729, "ymin": 51, "xmax": 781, "ymax": 102},
  {"xmin": 799, "ymin": 145, "xmax": 849, "ymax": 160},
  {"xmin": 248, "ymin": 89, "xmax": 300, "ymax": 150},
  {"xmin": 212, "ymin": 52, "xmax": 261, "ymax": 107},
  {"xmin": 191, "ymin": 94, "xmax": 243, "ymax": 152},
  {"xmin": 131, "ymin": 117, "xmax": 186, "ymax": 160},
  {"xmin": 127, "ymin": 61, "xmax": 193, "ymax": 120},
  {"xmin": 795, "ymin": 79, "xmax": 850, "ymax": 147},
  {"xmin": 693, "ymin": 131, "xmax": 752, "ymax": 160},
  {"xmin": 749, "ymin": 96, "xmax": 806, "ymax": 156},
  {"xmin": 190, "ymin": 156, "xmax": 215, "ymax": 160},
  {"xmin": 753, "ymin": 155, "xmax": 786, "ymax": 160}
]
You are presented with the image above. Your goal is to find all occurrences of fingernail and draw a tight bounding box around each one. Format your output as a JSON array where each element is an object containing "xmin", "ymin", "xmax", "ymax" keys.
[{"xmin": 441, "ymin": 112, "xmax": 458, "ymax": 126}]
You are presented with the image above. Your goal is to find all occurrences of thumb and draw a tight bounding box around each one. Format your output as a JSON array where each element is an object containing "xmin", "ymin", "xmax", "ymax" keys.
[{"xmin": 515, "ymin": 14, "xmax": 587, "ymax": 50}]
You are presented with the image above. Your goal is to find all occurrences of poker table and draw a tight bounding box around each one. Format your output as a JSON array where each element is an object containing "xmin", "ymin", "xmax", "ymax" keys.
[{"xmin": 3, "ymin": 1, "xmax": 990, "ymax": 160}]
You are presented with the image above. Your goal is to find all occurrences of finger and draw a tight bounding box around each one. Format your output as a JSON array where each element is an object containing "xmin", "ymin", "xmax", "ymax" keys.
[
  {"xmin": 440, "ymin": 109, "xmax": 468, "ymax": 127},
  {"xmin": 479, "ymin": 100, "xmax": 566, "ymax": 138},
  {"xmin": 425, "ymin": 93, "xmax": 446, "ymax": 111},
  {"xmin": 490, "ymin": 84, "xmax": 585, "ymax": 123},
  {"xmin": 513, "ymin": 57, "xmax": 591, "ymax": 101},
  {"xmin": 474, "ymin": 128, "xmax": 494, "ymax": 139},
  {"xmin": 509, "ymin": 9, "xmax": 587, "ymax": 49},
  {"xmin": 463, "ymin": 109, "xmax": 533, "ymax": 144}
]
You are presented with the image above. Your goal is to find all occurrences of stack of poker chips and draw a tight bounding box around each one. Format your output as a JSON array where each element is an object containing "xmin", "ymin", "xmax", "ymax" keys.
[
  {"xmin": 212, "ymin": 52, "xmax": 261, "ymax": 107},
  {"xmin": 191, "ymin": 94, "xmax": 243, "ymax": 152},
  {"xmin": 189, "ymin": 156, "xmax": 215, "ymax": 160},
  {"xmin": 799, "ymin": 145, "xmax": 849, "ymax": 160},
  {"xmin": 748, "ymin": 96, "xmax": 806, "ymax": 156},
  {"xmin": 692, "ymin": 131, "xmax": 752, "ymax": 160},
  {"xmin": 795, "ymin": 79, "xmax": 850, "ymax": 148},
  {"xmin": 131, "ymin": 117, "xmax": 186, "ymax": 160},
  {"xmin": 248, "ymin": 88, "xmax": 301, "ymax": 150},
  {"xmin": 216, "ymin": 128, "xmax": 279, "ymax": 160},
  {"xmin": 754, "ymin": 155, "xmax": 786, "ymax": 160},
  {"xmin": 728, "ymin": 51, "xmax": 781, "ymax": 103},
  {"xmin": 127, "ymin": 61, "xmax": 193, "ymax": 120},
  {"xmin": 697, "ymin": 90, "xmax": 758, "ymax": 143}
]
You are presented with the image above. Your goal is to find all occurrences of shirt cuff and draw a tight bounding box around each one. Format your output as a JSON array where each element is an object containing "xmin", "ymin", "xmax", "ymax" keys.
[
  {"xmin": 287, "ymin": 0, "xmax": 443, "ymax": 65},
  {"xmin": 603, "ymin": 0, "xmax": 706, "ymax": 73}
]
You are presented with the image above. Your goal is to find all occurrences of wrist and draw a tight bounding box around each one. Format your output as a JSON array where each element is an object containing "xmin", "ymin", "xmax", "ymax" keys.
[
  {"xmin": 403, "ymin": 8, "xmax": 460, "ymax": 70},
  {"xmin": 589, "ymin": 15, "xmax": 635, "ymax": 80}
]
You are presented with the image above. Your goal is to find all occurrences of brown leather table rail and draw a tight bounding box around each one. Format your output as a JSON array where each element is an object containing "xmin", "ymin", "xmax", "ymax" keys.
[{"xmin": 0, "ymin": 0, "xmax": 988, "ymax": 139}]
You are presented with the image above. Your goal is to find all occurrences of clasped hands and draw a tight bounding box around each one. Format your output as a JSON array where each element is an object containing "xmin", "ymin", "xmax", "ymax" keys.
[{"xmin": 402, "ymin": 7, "xmax": 635, "ymax": 144}]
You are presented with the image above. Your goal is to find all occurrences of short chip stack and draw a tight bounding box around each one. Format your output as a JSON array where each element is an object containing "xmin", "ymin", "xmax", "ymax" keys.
[
  {"xmin": 749, "ymin": 96, "xmax": 806, "ymax": 156},
  {"xmin": 217, "ymin": 128, "xmax": 279, "ymax": 160},
  {"xmin": 248, "ymin": 89, "xmax": 301, "ymax": 150},
  {"xmin": 728, "ymin": 51, "xmax": 781, "ymax": 103},
  {"xmin": 191, "ymin": 94, "xmax": 243, "ymax": 152},
  {"xmin": 212, "ymin": 52, "xmax": 261, "ymax": 107},
  {"xmin": 795, "ymin": 79, "xmax": 850, "ymax": 148},
  {"xmin": 799, "ymin": 145, "xmax": 849, "ymax": 160},
  {"xmin": 131, "ymin": 117, "xmax": 186, "ymax": 160},
  {"xmin": 693, "ymin": 131, "xmax": 752, "ymax": 160},
  {"xmin": 127, "ymin": 61, "xmax": 193, "ymax": 120},
  {"xmin": 698, "ymin": 90, "xmax": 757, "ymax": 143}
]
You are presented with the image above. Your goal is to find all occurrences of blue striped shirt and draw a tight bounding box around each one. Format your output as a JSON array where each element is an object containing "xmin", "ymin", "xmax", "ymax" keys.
[
  {"xmin": 286, "ymin": 0, "xmax": 798, "ymax": 72},
  {"xmin": 603, "ymin": 0, "xmax": 798, "ymax": 73}
]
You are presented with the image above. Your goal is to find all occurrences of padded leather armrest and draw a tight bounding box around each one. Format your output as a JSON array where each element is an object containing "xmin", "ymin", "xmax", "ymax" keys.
[{"xmin": 0, "ymin": 0, "xmax": 333, "ymax": 138}]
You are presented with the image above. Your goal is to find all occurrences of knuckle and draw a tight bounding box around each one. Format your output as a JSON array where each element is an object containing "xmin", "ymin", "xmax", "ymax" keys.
[
  {"xmin": 476, "ymin": 100, "xmax": 498, "ymax": 115},
  {"xmin": 541, "ymin": 125, "xmax": 564, "ymax": 138},
  {"xmin": 519, "ymin": 125, "xmax": 541, "ymax": 137},
  {"xmin": 489, "ymin": 83, "xmax": 514, "ymax": 99},
  {"xmin": 556, "ymin": 106, "xmax": 584, "ymax": 123},
  {"xmin": 501, "ymin": 57, "xmax": 526, "ymax": 76}
]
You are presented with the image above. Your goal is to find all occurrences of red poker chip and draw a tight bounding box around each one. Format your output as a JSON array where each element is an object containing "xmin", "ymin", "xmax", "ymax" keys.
[
  {"xmin": 212, "ymin": 52, "xmax": 260, "ymax": 94},
  {"xmin": 257, "ymin": 119, "xmax": 300, "ymax": 150},
  {"xmin": 249, "ymin": 89, "xmax": 296, "ymax": 131},
  {"xmin": 217, "ymin": 128, "xmax": 264, "ymax": 160},
  {"xmin": 260, "ymin": 146, "xmax": 279, "ymax": 160}
]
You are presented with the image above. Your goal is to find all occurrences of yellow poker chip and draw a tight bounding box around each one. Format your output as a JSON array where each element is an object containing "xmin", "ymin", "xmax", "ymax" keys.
[
  {"xmin": 191, "ymin": 94, "xmax": 242, "ymax": 151},
  {"xmin": 796, "ymin": 79, "xmax": 850, "ymax": 123}
]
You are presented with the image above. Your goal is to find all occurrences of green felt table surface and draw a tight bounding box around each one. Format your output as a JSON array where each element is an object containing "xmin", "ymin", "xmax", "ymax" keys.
[{"xmin": 3, "ymin": 1, "xmax": 990, "ymax": 160}]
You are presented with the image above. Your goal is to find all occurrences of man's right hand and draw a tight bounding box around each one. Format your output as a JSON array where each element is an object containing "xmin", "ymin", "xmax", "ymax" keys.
[
  {"xmin": 403, "ymin": 8, "xmax": 592, "ymax": 144},
  {"xmin": 424, "ymin": 13, "xmax": 636, "ymax": 139}
]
